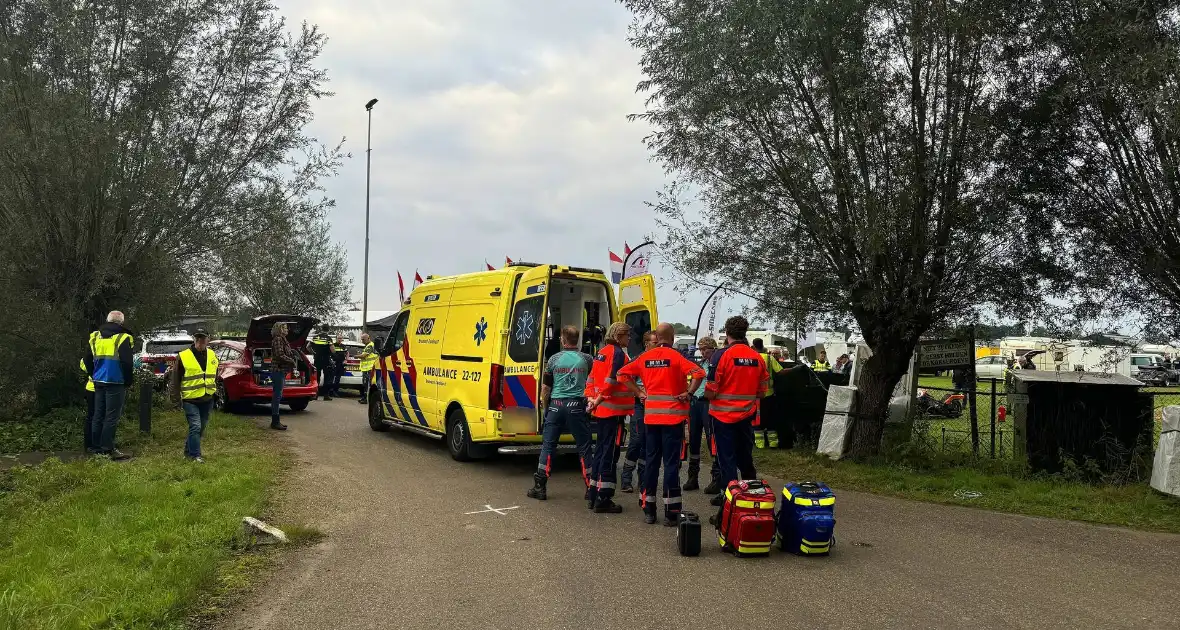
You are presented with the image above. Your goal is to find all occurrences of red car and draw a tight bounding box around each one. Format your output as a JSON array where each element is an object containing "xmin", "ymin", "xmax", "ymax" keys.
[{"xmin": 209, "ymin": 314, "xmax": 320, "ymax": 412}]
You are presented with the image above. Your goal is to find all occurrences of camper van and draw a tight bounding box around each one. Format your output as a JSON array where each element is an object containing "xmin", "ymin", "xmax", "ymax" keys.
[{"xmin": 367, "ymin": 263, "xmax": 657, "ymax": 461}]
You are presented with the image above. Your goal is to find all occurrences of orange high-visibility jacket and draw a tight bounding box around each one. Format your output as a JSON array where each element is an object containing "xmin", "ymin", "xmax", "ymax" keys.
[
  {"xmin": 706, "ymin": 340, "xmax": 770, "ymax": 423},
  {"xmin": 588, "ymin": 342, "xmax": 633, "ymax": 418},
  {"xmin": 617, "ymin": 344, "xmax": 705, "ymax": 425}
]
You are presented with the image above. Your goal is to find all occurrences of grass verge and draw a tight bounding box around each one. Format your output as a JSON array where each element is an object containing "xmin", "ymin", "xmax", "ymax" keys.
[
  {"xmin": 755, "ymin": 448, "xmax": 1180, "ymax": 534},
  {"xmin": 0, "ymin": 409, "xmax": 289, "ymax": 629}
]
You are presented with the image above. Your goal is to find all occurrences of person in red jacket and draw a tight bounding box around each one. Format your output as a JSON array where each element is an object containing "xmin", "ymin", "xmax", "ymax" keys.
[
  {"xmin": 705, "ymin": 315, "xmax": 771, "ymax": 507},
  {"xmin": 585, "ymin": 322, "xmax": 633, "ymax": 513},
  {"xmin": 618, "ymin": 322, "xmax": 705, "ymax": 525}
]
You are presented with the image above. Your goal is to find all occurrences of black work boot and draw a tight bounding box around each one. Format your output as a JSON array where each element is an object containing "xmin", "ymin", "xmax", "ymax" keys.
[
  {"xmin": 709, "ymin": 493, "xmax": 726, "ymax": 507},
  {"xmin": 663, "ymin": 511, "xmax": 680, "ymax": 527},
  {"xmin": 526, "ymin": 473, "xmax": 548, "ymax": 501},
  {"xmin": 703, "ymin": 477, "xmax": 721, "ymax": 495},
  {"xmin": 683, "ymin": 462, "xmax": 701, "ymax": 491},
  {"xmin": 270, "ymin": 417, "xmax": 288, "ymax": 431},
  {"xmin": 642, "ymin": 503, "xmax": 657, "ymax": 525},
  {"xmin": 594, "ymin": 498, "xmax": 623, "ymax": 514},
  {"xmin": 586, "ymin": 486, "xmax": 598, "ymax": 510}
]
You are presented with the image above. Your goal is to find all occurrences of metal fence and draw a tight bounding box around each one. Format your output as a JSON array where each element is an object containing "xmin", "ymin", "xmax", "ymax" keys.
[{"xmin": 911, "ymin": 380, "xmax": 1180, "ymax": 458}]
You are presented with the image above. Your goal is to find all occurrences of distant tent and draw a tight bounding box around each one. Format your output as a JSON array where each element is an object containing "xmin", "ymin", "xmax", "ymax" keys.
[{"xmin": 366, "ymin": 312, "xmax": 400, "ymax": 332}]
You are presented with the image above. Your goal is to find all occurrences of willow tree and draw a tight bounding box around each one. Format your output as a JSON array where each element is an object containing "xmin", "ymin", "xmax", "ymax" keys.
[{"xmin": 621, "ymin": 0, "xmax": 1046, "ymax": 457}]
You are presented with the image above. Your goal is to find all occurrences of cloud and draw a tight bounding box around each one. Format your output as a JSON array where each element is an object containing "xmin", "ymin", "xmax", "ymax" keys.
[{"xmin": 277, "ymin": 0, "xmax": 722, "ymax": 324}]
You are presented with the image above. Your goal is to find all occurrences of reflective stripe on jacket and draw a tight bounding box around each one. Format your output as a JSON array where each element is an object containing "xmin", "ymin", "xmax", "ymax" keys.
[
  {"xmin": 707, "ymin": 341, "xmax": 770, "ymax": 424},
  {"xmin": 90, "ymin": 331, "xmax": 133, "ymax": 384},
  {"xmin": 589, "ymin": 342, "xmax": 632, "ymax": 418},
  {"xmin": 617, "ymin": 345, "xmax": 704, "ymax": 425},
  {"xmin": 358, "ymin": 342, "xmax": 377, "ymax": 372},
  {"xmin": 178, "ymin": 348, "xmax": 219, "ymax": 400}
]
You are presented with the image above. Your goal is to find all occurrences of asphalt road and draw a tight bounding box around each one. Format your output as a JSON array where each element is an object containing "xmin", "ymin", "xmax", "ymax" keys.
[{"xmin": 223, "ymin": 398, "xmax": 1180, "ymax": 630}]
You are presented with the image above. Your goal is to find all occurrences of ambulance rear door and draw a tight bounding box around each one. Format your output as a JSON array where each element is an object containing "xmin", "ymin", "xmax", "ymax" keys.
[
  {"xmin": 499, "ymin": 265, "xmax": 551, "ymax": 435},
  {"xmin": 617, "ymin": 274, "xmax": 658, "ymax": 359}
]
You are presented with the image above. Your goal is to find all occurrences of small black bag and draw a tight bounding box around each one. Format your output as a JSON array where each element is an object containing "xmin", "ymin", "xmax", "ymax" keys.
[{"xmin": 678, "ymin": 511, "xmax": 701, "ymax": 557}]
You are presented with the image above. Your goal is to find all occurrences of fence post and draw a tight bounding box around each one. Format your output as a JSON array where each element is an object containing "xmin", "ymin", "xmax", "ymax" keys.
[
  {"xmin": 969, "ymin": 386, "xmax": 979, "ymax": 458},
  {"xmin": 989, "ymin": 379, "xmax": 997, "ymax": 458},
  {"xmin": 941, "ymin": 426, "xmax": 946, "ymax": 453},
  {"xmin": 139, "ymin": 380, "xmax": 152, "ymax": 433}
]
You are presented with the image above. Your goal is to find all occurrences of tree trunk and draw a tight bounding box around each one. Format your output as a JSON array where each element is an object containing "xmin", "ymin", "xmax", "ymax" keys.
[{"xmin": 847, "ymin": 340, "xmax": 914, "ymax": 459}]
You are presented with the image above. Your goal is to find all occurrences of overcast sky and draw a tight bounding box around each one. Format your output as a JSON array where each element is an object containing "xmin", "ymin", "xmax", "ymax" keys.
[{"xmin": 277, "ymin": 0, "xmax": 753, "ymax": 329}]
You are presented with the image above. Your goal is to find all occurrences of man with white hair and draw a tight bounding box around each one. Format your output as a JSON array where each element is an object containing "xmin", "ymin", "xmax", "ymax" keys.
[{"xmin": 83, "ymin": 310, "xmax": 135, "ymax": 460}]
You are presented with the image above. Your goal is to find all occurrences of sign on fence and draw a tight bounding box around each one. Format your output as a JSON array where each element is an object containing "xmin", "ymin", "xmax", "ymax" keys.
[{"xmin": 919, "ymin": 339, "xmax": 973, "ymax": 369}]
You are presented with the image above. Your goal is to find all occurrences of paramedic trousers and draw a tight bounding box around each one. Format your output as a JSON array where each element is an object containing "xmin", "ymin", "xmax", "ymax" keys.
[
  {"xmin": 536, "ymin": 398, "xmax": 594, "ymax": 485},
  {"xmin": 589, "ymin": 415, "xmax": 626, "ymax": 504},
  {"xmin": 642, "ymin": 422, "xmax": 685, "ymax": 519},
  {"xmin": 712, "ymin": 415, "xmax": 757, "ymax": 490},
  {"xmin": 620, "ymin": 401, "xmax": 645, "ymax": 487},
  {"xmin": 689, "ymin": 397, "xmax": 720, "ymax": 483}
]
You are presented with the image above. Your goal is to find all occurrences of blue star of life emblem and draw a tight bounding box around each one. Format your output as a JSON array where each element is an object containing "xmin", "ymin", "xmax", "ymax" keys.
[
  {"xmin": 514, "ymin": 310, "xmax": 535, "ymax": 346},
  {"xmin": 474, "ymin": 317, "xmax": 488, "ymax": 346}
]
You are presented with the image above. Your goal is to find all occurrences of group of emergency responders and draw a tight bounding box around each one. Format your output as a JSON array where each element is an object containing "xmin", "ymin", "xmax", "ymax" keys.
[{"xmin": 527, "ymin": 315, "xmax": 771, "ymax": 527}]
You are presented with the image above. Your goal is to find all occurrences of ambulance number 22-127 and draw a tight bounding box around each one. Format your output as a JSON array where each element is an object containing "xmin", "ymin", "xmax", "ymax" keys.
[{"xmin": 461, "ymin": 370, "xmax": 482, "ymax": 382}]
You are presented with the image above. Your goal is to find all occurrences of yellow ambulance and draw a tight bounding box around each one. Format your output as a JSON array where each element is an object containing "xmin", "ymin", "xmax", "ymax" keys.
[{"xmin": 367, "ymin": 262, "xmax": 658, "ymax": 461}]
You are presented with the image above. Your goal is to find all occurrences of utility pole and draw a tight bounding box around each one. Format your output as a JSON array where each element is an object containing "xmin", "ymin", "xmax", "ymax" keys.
[{"xmin": 362, "ymin": 98, "xmax": 378, "ymax": 333}]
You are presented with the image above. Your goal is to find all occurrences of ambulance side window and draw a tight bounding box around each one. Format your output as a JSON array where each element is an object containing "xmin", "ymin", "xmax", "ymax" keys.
[
  {"xmin": 383, "ymin": 311, "xmax": 411, "ymax": 356},
  {"xmin": 509, "ymin": 296, "xmax": 544, "ymax": 363},
  {"xmin": 625, "ymin": 310, "xmax": 651, "ymax": 358}
]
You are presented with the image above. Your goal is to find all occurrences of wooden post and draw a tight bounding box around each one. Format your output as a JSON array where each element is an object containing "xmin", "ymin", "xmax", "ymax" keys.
[
  {"xmin": 968, "ymin": 326, "xmax": 979, "ymax": 456},
  {"xmin": 139, "ymin": 380, "xmax": 152, "ymax": 433}
]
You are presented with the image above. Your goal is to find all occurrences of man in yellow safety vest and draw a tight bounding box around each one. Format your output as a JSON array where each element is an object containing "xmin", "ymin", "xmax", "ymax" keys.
[
  {"xmin": 80, "ymin": 331, "xmax": 97, "ymax": 452},
  {"xmin": 84, "ymin": 311, "xmax": 135, "ymax": 460},
  {"xmin": 171, "ymin": 329, "xmax": 218, "ymax": 462},
  {"xmin": 358, "ymin": 333, "xmax": 378, "ymax": 405}
]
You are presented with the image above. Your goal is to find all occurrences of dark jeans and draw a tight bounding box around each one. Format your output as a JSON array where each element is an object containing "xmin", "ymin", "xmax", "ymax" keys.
[
  {"xmin": 712, "ymin": 415, "xmax": 757, "ymax": 491},
  {"xmin": 331, "ymin": 363, "xmax": 343, "ymax": 394},
  {"xmin": 621, "ymin": 402, "xmax": 645, "ymax": 486},
  {"xmin": 316, "ymin": 364, "xmax": 334, "ymax": 397},
  {"xmin": 589, "ymin": 416, "xmax": 626, "ymax": 503},
  {"xmin": 360, "ymin": 371, "xmax": 372, "ymax": 402},
  {"xmin": 84, "ymin": 390, "xmax": 95, "ymax": 451},
  {"xmin": 642, "ymin": 423, "xmax": 685, "ymax": 518},
  {"xmin": 183, "ymin": 399, "xmax": 213, "ymax": 458},
  {"xmin": 91, "ymin": 384, "xmax": 127, "ymax": 454},
  {"xmin": 536, "ymin": 398, "xmax": 593, "ymax": 482},
  {"xmin": 270, "ymin": 369, "xmax": 285, "ymax": 421}
]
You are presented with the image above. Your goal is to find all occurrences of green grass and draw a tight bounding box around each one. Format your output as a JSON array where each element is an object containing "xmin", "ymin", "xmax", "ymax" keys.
[
  {"xmin": 0, "ymin": 410, "xmax": 288, "ymax": 629},
  {"xmin": 755, "ymin": 449, "xmax": 1180, "ymax": 534}
]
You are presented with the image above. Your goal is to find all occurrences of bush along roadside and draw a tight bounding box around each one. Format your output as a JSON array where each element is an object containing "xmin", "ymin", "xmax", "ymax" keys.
[
  {"xmin": 754, "ymin": 448, "xmax": 1180, "ymax": 535},
  {"xmin": 0, "ymin": 409, "xmax": 294, "ymax": 630}
]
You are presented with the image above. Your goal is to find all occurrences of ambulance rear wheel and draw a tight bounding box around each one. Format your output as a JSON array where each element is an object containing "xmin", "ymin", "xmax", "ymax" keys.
[
  {"xmin": 446, "ymin": 408, "xmax": 474, "ymax": 462},
  {"xmin": 368, "ymin": 396, "xmax": 389, "ymax": 432}
]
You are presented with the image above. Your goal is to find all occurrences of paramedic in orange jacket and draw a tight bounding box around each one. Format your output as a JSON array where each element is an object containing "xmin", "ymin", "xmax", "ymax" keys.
[
  {"xmin": 705, "ymin": 316, "xmax": 770, "ymax": 507},
  {"xmin": 618, "ymin": 322, "xmax": 705, "ymax": 526},
  {"xmin": 585, "ymin": 322, "xmax": 632, "ymax": 513}
]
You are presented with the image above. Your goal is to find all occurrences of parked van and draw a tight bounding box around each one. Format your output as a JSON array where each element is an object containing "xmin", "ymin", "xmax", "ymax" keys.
[{"xmin": 367, "ymin": 263, "xmax": 658, "ymax": 461}]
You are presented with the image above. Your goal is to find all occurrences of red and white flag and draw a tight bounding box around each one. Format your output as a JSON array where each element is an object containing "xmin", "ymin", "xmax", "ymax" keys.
[
  {"xmin": 397, "ymin": 271, "xmax": 406, "ymax": 304},
  {"xmin": 486, "ymin": 260, "xmax": 496, "ymax": 271},
  {"xmin": 624, "ymin": 242, "xmax": 632, "ymax": 256},
  {"xmin": 506, "ymin": 256, "xmax": 514, "ymax": 266},
  {"xmin": 414, "ymin": 270, "xmax": 424, "ymax": 287}
]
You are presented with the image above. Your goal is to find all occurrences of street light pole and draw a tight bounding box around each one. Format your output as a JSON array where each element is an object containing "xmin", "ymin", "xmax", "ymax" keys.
[{"xmin": 363, "ymin": 98, "xmax": 378, "ymax": 334}]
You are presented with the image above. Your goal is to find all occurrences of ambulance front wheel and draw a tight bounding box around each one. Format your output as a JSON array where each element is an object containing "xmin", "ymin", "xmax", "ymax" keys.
[
  {"xmin": 368, "ymin": 396, "xmax": 389, "ymax": 432},
  {"xmin": 446, "ymin": 408, "xmax": 474, "ymax": 462}
]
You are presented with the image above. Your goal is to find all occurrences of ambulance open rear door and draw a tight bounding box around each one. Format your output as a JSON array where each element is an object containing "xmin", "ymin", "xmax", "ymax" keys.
[
  {"xmin": 499, "ymin": 265, "xmax": 551, "ymax": 435},
  {"xmin": 618, "ymin": 274, "xmax": 658, "ymax": 359}
]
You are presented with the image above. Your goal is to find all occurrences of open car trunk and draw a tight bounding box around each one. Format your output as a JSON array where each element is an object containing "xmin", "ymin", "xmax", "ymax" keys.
[
  {"xmin": 246, "ymin": 314, "xmax": 319, "ymax": 347},
  {"xmin": 250, "ymin": 348, "xmax": 313, "ymax": 387}
]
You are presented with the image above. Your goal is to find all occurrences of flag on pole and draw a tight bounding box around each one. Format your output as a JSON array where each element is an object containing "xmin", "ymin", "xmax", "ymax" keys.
[
  {"xmin": 486, "ymin": 260, "xmax": 496, "ymax": 271},
  {"xmin": 609, "ymin": 250, "xmax": 624, "ymax": 283},
  {"xmin": 624, "ymin": 242, "xmax": 632, "ymax": 256},
  {"xmin": 414, "ymin": 270, "xmax": 424, "ymax": 287},
  {"xmin": 397, "ymin": 271, "xmax": 406, "ymax": 304},
  {"xmin": 506, "ymin": 256, "xmax": 514, "ymax": 266},
  {"xmin": 623, "ymin": 241, "xmax": 655, "ymax": 280}
]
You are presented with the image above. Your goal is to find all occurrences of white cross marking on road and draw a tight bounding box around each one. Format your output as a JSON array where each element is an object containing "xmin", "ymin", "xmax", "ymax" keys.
[{"xmin": 463, "ymin": 504, "xmax": 520, "ymax": 516}]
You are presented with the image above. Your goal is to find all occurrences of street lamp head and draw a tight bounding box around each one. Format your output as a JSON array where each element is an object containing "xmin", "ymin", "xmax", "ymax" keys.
[{"xmin": 365, "ymin": 98, "xmax": 378, "ymax": 110}]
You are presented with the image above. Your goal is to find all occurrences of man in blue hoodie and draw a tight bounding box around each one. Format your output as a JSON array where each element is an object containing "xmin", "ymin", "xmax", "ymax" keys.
[{"xmin": 84, "ymin": 310, "xmax": 135, "ymax": 460}]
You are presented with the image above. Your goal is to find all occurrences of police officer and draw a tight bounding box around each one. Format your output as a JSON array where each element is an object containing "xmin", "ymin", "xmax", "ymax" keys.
[
  {"xmin": 685, "ymin": 336, "xmax": 718, "ymax": 492},
  {"xmin": 331, "ymin": 333, "xmax": 347, "ymax": 396},
  {"xmin": 310, "ymin": 331, "xmax": 334, "ymax": 400},
  {"xmin": 620, "ymin": 330, "xmax": 657, "ymax": 493},
  {"xmin": 706, "ymin": 316, "xmax": 770, "ymax": 508},
  {"xmin": 618, "ymin": 323, "xmax": 705, "ymax": 526},
  {"xmin": 527, "ymin": 325, "xmax": 595, "ymax": 501},
  {"xmin": 585, "ymin": 322, "xmax": 633, "ymax": 513},
  {"xmin": 358, "ymin": 333, "xmax": 377, "ymax": 404},
  {"xmin": 812, "ymin": 349, "xmax": 831, "ymax": 371}
]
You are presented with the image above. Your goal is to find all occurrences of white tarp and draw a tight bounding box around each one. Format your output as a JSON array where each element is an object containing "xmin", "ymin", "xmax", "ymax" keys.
[
  {"xmin": 850, "ymin": 342, "xmax": 914, "ymax": 424},
  {"xmin": 817, "ymin": 385, "xmax": 857, "ymax": 460},
  {"xmin": 1151, "ymin": 406, "xmax": 1180, "ymax": 498}
]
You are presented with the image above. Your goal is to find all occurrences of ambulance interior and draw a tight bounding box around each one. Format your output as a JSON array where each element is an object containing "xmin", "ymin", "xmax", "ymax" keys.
[{"xmin": 541, "ymin": 279, "xmax": 650, "ymax": 362}]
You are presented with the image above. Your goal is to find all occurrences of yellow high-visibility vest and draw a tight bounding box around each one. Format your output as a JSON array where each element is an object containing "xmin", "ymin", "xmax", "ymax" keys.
[
  {"xmin": 177, "ymin": 348, "xmax": 219, "ymax": 400},
  {"xmin": 759, "ymin": 352, "xmax": 782, "ymax": 397},
  {"xmin": 358, "ymin": 342, "xmax": 377, "ymax": 372},
  {"xmin": 90, "ymin": 331, "xmax": 133, "ymax": 384},
  {"xmin": 813, "ymin": 360, "xmax": 831, "ymax": 371},
  {"xmin": 80, "ymin": 358, "xmax": 95, "ymax": 392}
]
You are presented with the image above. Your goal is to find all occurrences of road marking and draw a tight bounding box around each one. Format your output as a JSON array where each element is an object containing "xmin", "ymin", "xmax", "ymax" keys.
[{"xmin": 464, "ymin": 504, "xmax": 520, "ymax": 516}]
